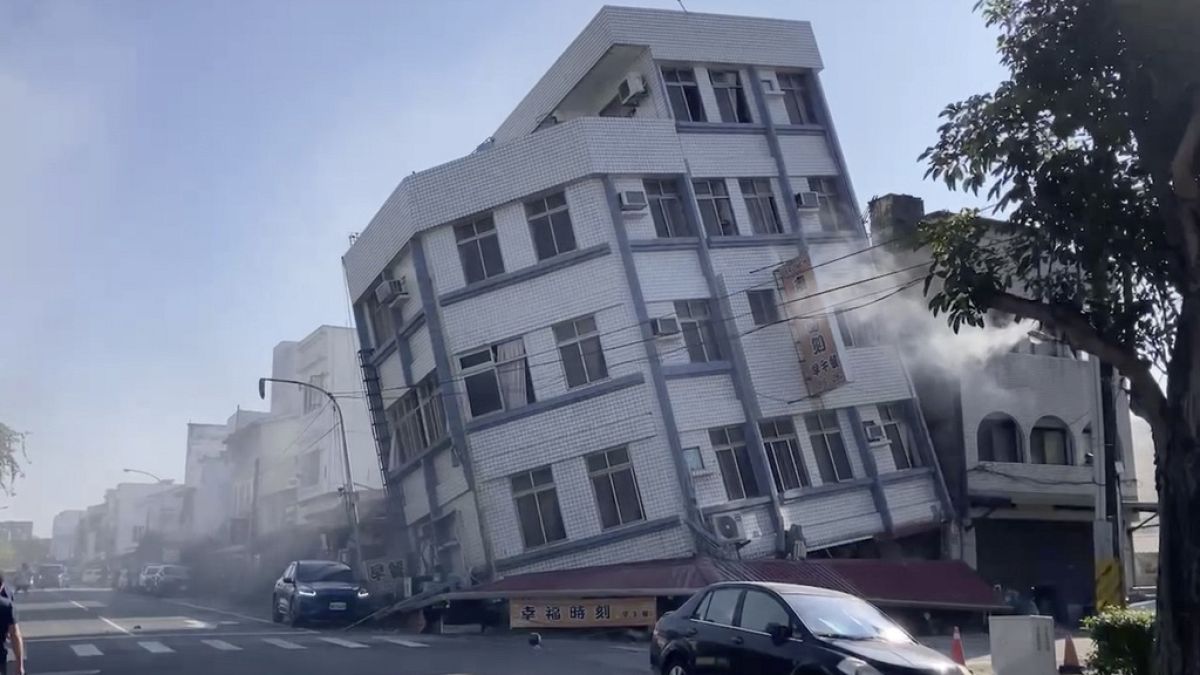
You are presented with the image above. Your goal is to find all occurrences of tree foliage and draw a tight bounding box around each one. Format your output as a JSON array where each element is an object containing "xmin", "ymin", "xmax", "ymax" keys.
[{"xmin": 0, "ymin": 423, "xmax": 25, "ymax": 495}]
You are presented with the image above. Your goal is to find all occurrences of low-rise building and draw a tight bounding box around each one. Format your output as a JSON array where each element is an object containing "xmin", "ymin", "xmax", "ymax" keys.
[{"xmin": 50, "ymin": 510, "xmax": 84, "ymax": 562}]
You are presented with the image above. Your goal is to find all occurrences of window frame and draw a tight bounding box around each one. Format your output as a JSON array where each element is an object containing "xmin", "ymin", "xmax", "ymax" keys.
[
  {"xmin": 693, "ymin": 179, "xmax": 738, "ymax": 236},
  {"xmin": 1030, "ymin": 419, "xmax": 1072, "ymax": 465},
  {"xmin": 737, "ymin": 589, "xmax": 795, "ymax": 634},
  {"xmin": 747, "ymin": 289, "xmax": 781, "ymax": 327},
  {"xmin": 805, "ymin": 176, "xmax": 852, "ymax": 232},
  {"xmin": 661, "ymin": 66, "xmax": 707, "ymax": 123},
  {"xmin": 386, "ymin": 373, "xmax": 447, "ymax": 468},
  {"xmin": 553, "ymin": 315, "xmax": 609, "ymax": 388},
  {"xmin": 760, "ymin": 418, "xmax": 811, "ymax": 493},
  {"xmin": 739, "ymin": 179, "xmax": 785, "ymax": 234},
  {"xmin": 777, "ymin": 71, "xmax": 820, "ymax": 126},
  {"xmin": 710, "ymin": 425, "xmax": 761, "ymax": 501},
  {"xmin": 366, "ymin": 294, "xmax": 396, "ymax": 349},
  {"xmin": 458, "ymin": 338, "xmax": 535, "ymax": 418},
  {"xmin": 805, "ymin": 411, "xmax": 854, "ymax": 483},
  {"xmin": 525, "ymin": 192, "xmax": 577, "ymax": 261},
  {"xmin": 878, "ymin": 403, "xmax": 920, "ymax": 471},
  {"xmin": 697, "ymin": 587, "xmax": 743, "ymax": 626},
  {"xmin": 675, "ymin": 299, "xmax": 723, "ymax": 363},
  {"xmin": 303, "ymin": 373, "xmax": 327, "ymax": 414},
  {"xmin": 454, "ymin": 214, "xmax": 505, "ymax": 284},
  {"xmin": 510, "ymin": 466, "xmax": 568, "ymax": 549},
  {"xmin": 978, "ymin": 414, "xmax": 1022, "ymax": 463},
  {"xmin": 585, "ymin": 446, "xmax": 646, "ymax": 530},
  {"xmin": 709, "ymin": 69, "xmax": 753, "ymax": 124},
  {"xmin": 644, "ymin": 179, "xmax": 693, "ymax": 238}
]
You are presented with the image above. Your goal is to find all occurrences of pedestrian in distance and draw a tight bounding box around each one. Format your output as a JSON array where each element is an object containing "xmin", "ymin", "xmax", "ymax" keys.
[{"xmin": 0, "ymin": 573, "xmax": 25, "ymax": 675}]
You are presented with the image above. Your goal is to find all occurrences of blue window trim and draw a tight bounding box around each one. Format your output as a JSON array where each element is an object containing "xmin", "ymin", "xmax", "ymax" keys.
[
  {"xmin": 398, "ymin": 312, "xmax": 426, "ymax": 340},
  {"xmin": 778, "ymin": 476, "xmax": 874, "ymax": 503},
  {"xmin": 495, "ymin": 516, "xmax": 681, "ymax": 572},
  {"xmin": 699, "ymin": 496, "xmax": 773, "ymax": 516},
  {"xmin": 464, "ymin": 373, "xmax": 645, "ymax": 434},
  {"xmin": 878, "ymin": 466, "xmax": 934, "ymax": 484},
  {"xmin": 774, "ymin": 125, "xmax": 826, "ymax": 137},
  {"xmin": 629, "ymin": 238, "xmax": 701, "ymax": 252},
  {"xmin": 369, "ymin": 338, "xmax": 399, "ymax": 367},
  {"xmin": 385, "ymin": 436, "xmax": 453, "ymax": 479},
  {"xmin": 661, "ymin": 361, "xmax": 732, "ymax": 380},
  {"xmin": 706, "ymin": 233, "xmax": 804, "ymax": 249},
  {"xmin": 675, "ymin": 121, "xmax": 768, "ymax": 135},
  {"xmin": 438, "ymin": 244, "xmax": 610, "ymax": 307},
  {"xmin": 846, "ymin": 406, "xmax": 893, "ymax": 535}
]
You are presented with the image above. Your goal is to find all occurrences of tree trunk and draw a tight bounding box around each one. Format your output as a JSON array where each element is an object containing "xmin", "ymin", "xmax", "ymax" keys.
[{"xmin": 1158, "ymin": 299, "xmax": 1200, "ymax": 674}]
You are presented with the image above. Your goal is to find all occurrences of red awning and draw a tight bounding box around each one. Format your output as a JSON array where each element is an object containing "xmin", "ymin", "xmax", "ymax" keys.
[{"xmin": 445, "ymin": 556, "xmax": 1007, "ymax": 611}]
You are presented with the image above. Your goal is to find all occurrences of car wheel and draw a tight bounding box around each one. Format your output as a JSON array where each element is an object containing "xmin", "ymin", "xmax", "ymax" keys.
[
  {"xmin": 271, "ymin": 596, "xmax": 283, "ymax": 623},
  {"xmin": 663, "ymin": 656, "xmax": 690, "ymax": 675}
]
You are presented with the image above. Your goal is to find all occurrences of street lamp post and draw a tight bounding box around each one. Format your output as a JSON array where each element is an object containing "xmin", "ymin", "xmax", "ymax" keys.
[
  {"xmin": 122, "ymin": 468, "xmax": 168, "ymax": 483},
  {"xmin": 258, "ymin": 377, "xmax": 364, "ymax": 573}
]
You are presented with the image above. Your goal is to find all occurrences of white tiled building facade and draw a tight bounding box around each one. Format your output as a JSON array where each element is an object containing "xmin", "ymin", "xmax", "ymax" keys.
[{"xmin": 343, "ymin": 6, "xmax": 949, "ymax": 582}]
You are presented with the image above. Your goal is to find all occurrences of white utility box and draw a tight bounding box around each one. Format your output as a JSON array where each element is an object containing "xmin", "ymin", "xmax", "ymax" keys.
[{"xmin": 989, "ymin": 615, "xmax": 1057, "ymax": 675}]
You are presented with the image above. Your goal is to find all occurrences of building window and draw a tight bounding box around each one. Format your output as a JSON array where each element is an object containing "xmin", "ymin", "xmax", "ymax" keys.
[
  {"xmin": 879, "ymin": 403, "xmax": 920, "ymax": 470},
  {"xmin": 132, "ymin": 525, "xmax": 145, "ymax": 542},
  {"xmin": 1031, "ymin": 416, "xmax": 1071, "ymax": 465},
  {"xmin": 760, "ymin": 418, "xmax": 810, "ymax": 492},
  {"xmin": 675, "ymin": 300, "xmax": 723, "ymax": 363},
  {"xmin": 459, "ymin": 338, "xmax": 535, "ymax": 417},
  {"xmin": 805, "ymin": 176, "xmax": 853, "ymax": 232},
  {"xmin": 710, "ymin": 425, "xmax": 761, "ymax": 500},
  {"xmin": 709, "ymin": 70, "xmax": 752, "ymax": 123},
  {"xmin": 682, "ymin": 447, "xmax": 704, "ymax": 472},
  {"xmin": 747, "ymin": 289, "xmax": 780, "ymax": 326},
  {"xmin": 835, "ymin": 309, "xmax": 874, "ymax": 347},
  {"xmin": 978, "ymin": 413, "xmax": 1021, "ymax": 462},
  {"xmin": 366, "ymin": 295, "xmax": 395, "ymax": 348},
  {"xmin": 511, "ymin": 466, "xmax": 567, "ymax": 549},
  {"xmin": 553, "ymin": 315, "xmax": 608, "ymax": 388},
  {"xmin": 805, "ymin": 411, "xmax": 854, "ymax": 483},
  {"xmin": 662, "ymin": 67, "xmax": 706, "ymax": 122},
  {"xmin": 299, "ymin": 450, "xmax": 321, "ymax": 487},
  {"xmin": 455, "ymin": 215, "xmax": 505, "ymax": 284},
  {"xmin": 645, "ymin": 179, "xmax": 692, "ymax": 238},
  {"xmin": 739, "ymin": 179, "xmax": 784, "ymax": 234},
  {"xmin": 525, "ymin": 192, "xmax": 577, "ymax": 261},
  {"xmin": 777, "ymin": 72, "xmax": 819, "ymax": 125},
  {"xmin": 387, "ymin": 373, "xmax": 447, "ymax": 468},
  {"xmin": 586, "ymin": 447, "xmax": 645, "ymax": 529},
  {"xmin": 303, "ymin": 374, "xmax": 327, "ymax": 413},
  {"xmin": 693, "ymin": 179, "xmax": 738, "ymax": 236}
]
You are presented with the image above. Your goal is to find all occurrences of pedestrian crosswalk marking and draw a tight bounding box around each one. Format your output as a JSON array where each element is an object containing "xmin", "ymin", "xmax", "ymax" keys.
[
  {"xmin": 318, "ymin": 637, "xmax": 368, "ymax": 649},
  {"xmin": 137, "ymin": 641, "xmax": 174, "ymax": 654},
  {"xmin": 375, "ymin": 636, "xmax": 428, "ymax": 648},
  {"xmin": 201, "ymin": 639, "xmax": 241, "ymax": 651},
  {"xmin": 70, "ymin": 644, "xmax": 103, "ymax": 657},
  {"xmin": 262, "ymin": 638, "xmax": 306, "ymax": 650}
]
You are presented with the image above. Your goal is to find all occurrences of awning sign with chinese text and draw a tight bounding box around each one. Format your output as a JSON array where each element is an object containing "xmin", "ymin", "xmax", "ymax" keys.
[
  {"xmin": 509, "ymin": 597, "xmax": 656, "ymax": 628},
  {"xmin": 775, "ymin": 253, "xmax": 847, "ymax": 396}
]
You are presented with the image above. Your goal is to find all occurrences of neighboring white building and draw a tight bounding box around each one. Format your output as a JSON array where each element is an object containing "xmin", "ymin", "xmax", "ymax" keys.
[
  {"xmin": 342, "ymin": 6, "xmax": 949, "ymax": 583},
  {"xmin": 51, "ymin": 510, "xmax": 84, "ymax": 562},
  {"xmin": 104, "ymin": 482, "xmax": 178, "ymax": 557},
  {"xmin": 185, "ymin": 422, "xmax": 232, "ymax": 541},
  {"xmin": 869, "ymin": 193, "xmax": 1143, "ymax": 621}
]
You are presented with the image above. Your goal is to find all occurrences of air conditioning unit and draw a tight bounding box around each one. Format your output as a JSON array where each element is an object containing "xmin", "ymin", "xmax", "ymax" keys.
[
  {"xmin": 862, "ymin": 421, "xmax": 886, "ymax": 443},
  {"xmin": 375, "ymin": 278, "xmax": 409, "ymax": 306},
  {"xmin": 713, "ymin": 514, "xmax": 748, "ymax": 543},
  {"xmin": 619, "ymin": 190, "xmax": 648, "ymax": 211},
  {"xmin": 617, "ymin": 74, "xmax": 648, "ymax": 106},
  {"xmin": 650, "ymin": 316, "xmax": 680, "ymax": 337},
  {"xmin": 795, "ymin": 191, "xmax": 821, "ymax": 209}
]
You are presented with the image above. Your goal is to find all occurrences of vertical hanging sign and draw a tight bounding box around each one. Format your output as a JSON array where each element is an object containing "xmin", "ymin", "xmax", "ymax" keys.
[{"xmin": 775, "ymin": 253, "xmax": 847, "ymax": 396}]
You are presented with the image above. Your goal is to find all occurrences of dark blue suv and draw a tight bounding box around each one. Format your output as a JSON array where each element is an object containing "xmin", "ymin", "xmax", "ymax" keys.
[{"xmin": 650, "ymin": 582, "xmax": 966, "ymax": 675}]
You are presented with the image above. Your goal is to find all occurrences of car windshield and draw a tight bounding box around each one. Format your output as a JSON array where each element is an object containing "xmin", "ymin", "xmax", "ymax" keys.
[
  {"xmin": 784, "ymin": 594, "xmax": 911, "ymax": 643},
  {"xmin": 295, "ymin": 563, "xmax": 354, "ymax": 583},
  {"xmin": 161, "ymin": 566, "xmax": 189, "ymax": 577}
]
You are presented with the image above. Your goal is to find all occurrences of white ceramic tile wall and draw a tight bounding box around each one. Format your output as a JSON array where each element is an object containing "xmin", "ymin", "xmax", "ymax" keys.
[
  {"xmin": 402, "ymin": 467, "xmax": 430, "ymax": 524},
  {"xmin": 668, "ymin": 375, "xmax": 745, "ymax": 435},
  {"xmin": 409, "ymin": 325, "xmax": 436, "ymax": 383},
  {"xmin": 611, "ymin": 175, "xmax": 661, "ymax": 240},
  {"xmin": 679, "ymin": 428, "xmax": 729, "ymax": 508},
  {"xmin": 443, "ymin": 491, "xmax": 487, "ymax": 573},
  {"xmin": 779, "ymin": 135, "xmax": 839, "ymax": 176},
  {"xmin": 782, "ymin": 486, "xmax": 882, "ymax": 547},
  {"xmin": 434, "ymin": 446, "xmax": 469, "ymax": 507},
  {"xmin": 501, "ymin": 523, "xmax": 694, "ymax": 576},
  {"xmin": 884, "ymin": 474, "xmax": 940, "ymax": 528},
  {"xmin": 679, "ymin": 133, "xmax": 777, "ymax": 178},
  {"xmin": 634, "ymin": 250, "xmax": 709, "ymax": 301},
  {"xmin": 760, "ymin": 69, "xmax": 791, "ymax": 125},
  {"xmin": 377, "ymin": 350, "xmax": 407, "ymax": 408}
]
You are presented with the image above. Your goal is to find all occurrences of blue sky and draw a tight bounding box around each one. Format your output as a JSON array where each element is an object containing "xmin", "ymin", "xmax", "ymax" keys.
[{"xmin": 0, "ymin": 0, "xmax": 1007, "ymax": 534}]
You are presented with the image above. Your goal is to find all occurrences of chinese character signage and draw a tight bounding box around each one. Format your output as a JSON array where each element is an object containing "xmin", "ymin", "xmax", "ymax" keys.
[
  {"xmin": 363, "ymin": 558, "xmax": 410, "ymax": 596},
  {"xmin": 775, "ymin": 253, "xmax": 847, "ymax": 396},
  {"xmin": 509, "ymin": 597, "xmax": 656, "ymax": 628}
]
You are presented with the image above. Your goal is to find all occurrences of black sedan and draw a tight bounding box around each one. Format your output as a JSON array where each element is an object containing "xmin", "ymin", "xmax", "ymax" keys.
[
  {"xmin": 35, "ymin": 564, "xmax": 68, "ymax": 589},
  {"xmin": 272, "ymin": 560, "xmax": 371, "ymax": 626},
  {"xmin": 650, "ymin": 581, "xmax": 967, "ymax": 675}
]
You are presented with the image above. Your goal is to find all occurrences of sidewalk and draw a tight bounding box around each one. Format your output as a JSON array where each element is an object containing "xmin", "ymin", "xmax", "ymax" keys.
[{"xmin": 921, "ymin": 632, "xmax": 1093, "ymax": 674}]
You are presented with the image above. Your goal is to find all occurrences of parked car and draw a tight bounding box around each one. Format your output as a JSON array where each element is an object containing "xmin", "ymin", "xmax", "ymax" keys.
[
  {"xmin": 271, "ymin": 560, "xmax": 370, "ymax": 626},
  {"xmin": 137, "ymin": 565, "xmax": 162, "ymax": 592},
  {"xmin": 650, "ymin": 582, "xmax": 968, "ymax": 675},
  {"xmin": 35, "ymin": 564, "xmax": 68, "ymax": 588},
  {"xmin": 150, "ymin": 565, "xmax": 190, "ymax": 596},
  {"xmin": 80, "ymin": 568, "xmax": 106, "ymax": 586}
]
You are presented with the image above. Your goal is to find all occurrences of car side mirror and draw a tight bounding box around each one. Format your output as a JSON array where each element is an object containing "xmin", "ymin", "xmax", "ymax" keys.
[
  {"xmin": 282, "ymin": 577, "xmax": 294, "ymax": 584},
  {"xmin": 766, "ymin": 622, "xmax": 793, "ymax": 645}
]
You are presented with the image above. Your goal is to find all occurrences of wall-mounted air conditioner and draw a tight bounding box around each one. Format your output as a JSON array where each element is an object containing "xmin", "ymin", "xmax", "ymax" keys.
[
  {"xmin": 795, "ymin": 191, "xmax": 821, "ymax": 210},
  {"xmin": 619, "ymin": 190, "xmax": 648, "ymax": 211},
  {"xmin": 863, "ymin": 421, "xmax": 886, "ymax": 443},
  {"xmin": 712, "ymin": 513, "xmax": 748, "ymax": 543},
  {"xmin": 375, "ymin": 278, "xmax": 409, "ymax": 306},
  {"xmin": 617, "ymin": 74, "xmax": 647, "ymax": 106},
  {"xmin": 651, "ymin": 316, "xmax": 680, "ymax": 337}
]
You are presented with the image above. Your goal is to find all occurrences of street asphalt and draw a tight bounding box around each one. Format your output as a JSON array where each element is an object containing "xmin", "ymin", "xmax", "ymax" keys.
[{"xmin": 12, "ymin": 587, "xmax": 649, "ymax": 674}]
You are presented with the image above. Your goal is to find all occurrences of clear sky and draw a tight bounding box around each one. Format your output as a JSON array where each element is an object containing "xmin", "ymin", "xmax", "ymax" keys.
[{"xmin": 0, "ymin": 0, "xmax": 1008, "ymax": 535}]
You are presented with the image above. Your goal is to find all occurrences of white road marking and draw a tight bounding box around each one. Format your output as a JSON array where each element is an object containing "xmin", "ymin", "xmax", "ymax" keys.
[
  {"xmin": 70, "ymin": 644, "xmax": 103, "ymax": 657},
  {"xmin": 262, "ymin": 637, "xmax": 306, "ymax": 650},
  {"xmin": 99, "ymin": 616, "xmax": 132, "ymax": 635},
  {"xmin": 375, "ymin": 636, "xmax": 429, "ymax": 648},
  {"xmin": 612, "ymin": 645, "xmax": 644, "ymax": 653},
  {"xmin": 201, "ymin": 639, "xmax": 242, "ymax": 651},
  {"xmin": 137, "ymin": 641, "xmax": 174, "ymax": 654},
  {"xmin": 184, "ymin": 619, "xmax": 214, "ymax": 629},
  {"xmin": 163, "ymin": 599, "xmax": 276, "ymax": 625},
  {"xmin": 18, "ymin": 601, "xmax": 104, "ymax": 611},
  {"xmin": 27, "ymin": 629, "xmax": 313, "ymax": 644},
  {"xmin": 318, "ymin": 636, "xmax": 368, "ymax": 649},
  {"xmin": 35, "ymin": 671, "xmax": 101, "ymax": 675}
]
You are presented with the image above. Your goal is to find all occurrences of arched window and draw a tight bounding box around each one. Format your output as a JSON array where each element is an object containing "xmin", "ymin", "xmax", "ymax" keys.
[
  {"xmin": 978, "ymin": 413, "xmax": 1022, "ymax": 463},
  {"xmin": 1031, "ymin": 416, "xmax": 1072, "ymax": 465}
]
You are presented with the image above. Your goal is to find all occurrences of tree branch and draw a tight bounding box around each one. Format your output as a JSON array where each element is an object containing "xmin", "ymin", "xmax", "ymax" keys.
[
  {"xmin": 981, "ymin": 289, "xmax": 1169, "ymax": 434},
  {"xmin": 1170, "ymin": 91, "xmax": 1200, "ymax": 201}
]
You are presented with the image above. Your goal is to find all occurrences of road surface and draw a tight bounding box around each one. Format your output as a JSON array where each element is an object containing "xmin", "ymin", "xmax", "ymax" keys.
[{"xmin": 13, "ymin": 587, "xmax": 648, "ymax": 674}]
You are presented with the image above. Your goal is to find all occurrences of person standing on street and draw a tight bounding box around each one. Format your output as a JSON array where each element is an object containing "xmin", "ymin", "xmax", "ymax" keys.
[{"xmin": 0, "ymin": 574, "xmax": 24, "ymax": 675}]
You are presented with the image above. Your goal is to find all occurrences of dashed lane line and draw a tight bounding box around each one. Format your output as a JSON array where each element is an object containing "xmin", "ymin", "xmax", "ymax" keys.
[
  {"xmin": 201, "ymin": 639, "xmax": 242, "ymax": 651},
  {"xmin": 69, "ymin": 644, "xmax": 103, "ymax": 657},
  {"xmin": 375, "ymin": 636, "xmax": 429, "ymax": 648},
  {"xmin": 318, "ymin": 637, "xmax": 368, "ymax": 649},
  {"xmin": 137, "ymin": 641, "xmax": 174, "ymax": 654},
  {"xmin": 163, "ymin": 599, "xmax": 277, "ymax": 626},
  {"xmin": 262, "ymin": 637, "xmax": 306, "ymax": 650}
]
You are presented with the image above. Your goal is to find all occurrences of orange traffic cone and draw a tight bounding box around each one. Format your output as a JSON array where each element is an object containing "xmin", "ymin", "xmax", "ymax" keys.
[
  {"xmin": 1059, "ymin": 633, "xmax": 1083, "ymax": 674},
  {"xmin": 950, "ymin": 626, "xmax": 967, "ymax": 666}
]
